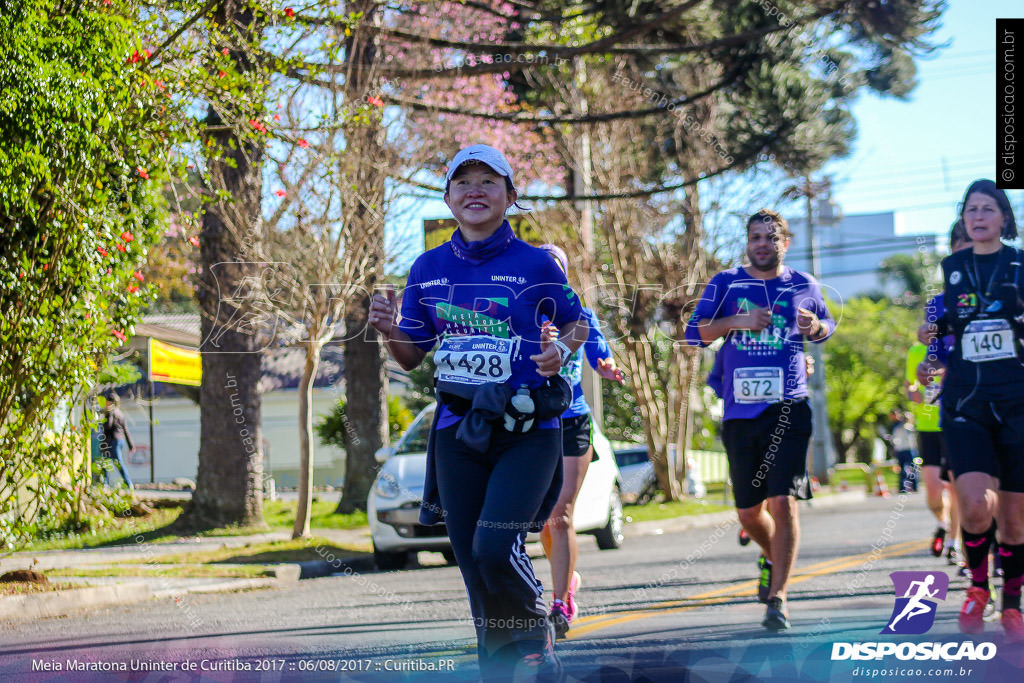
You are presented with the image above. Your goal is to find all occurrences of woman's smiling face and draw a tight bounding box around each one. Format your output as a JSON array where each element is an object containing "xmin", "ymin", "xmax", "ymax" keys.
[{"xmin": 444, "ymin": 162, "xmax": 516, "ymax": 235}]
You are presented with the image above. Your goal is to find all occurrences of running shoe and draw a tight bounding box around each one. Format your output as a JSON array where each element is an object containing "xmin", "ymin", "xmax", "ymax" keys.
[
  {"xmin": 739, "ymin": 529, "xmax": 751, "ymax": 546},
  {"xmin": 762, "ymin": 596, "xmax": 790, "ymax": 631},
  {"xmin": 959, "ymin": 586, "xmax": 991, "ymax": 634},
  {"xmin": 946, "ymin": 546, "xmax": 960, "ymax": 566},
  {"xmin": 984, "ymin": 584, "xmax": 999, "ymax": 621},
  {"xmin": 994, "ymin": 549, "xmax": 1005, "ymax": 577},
  {"xmin": 549, "ymin": 600, "xmax": 570, "ymax": 640},
  {"xmin": 566, "ymin": 571, "xmax": 581, "ymax": 623},
  {"xmin": 931, "ymin": 527, "xmax": 946, "ymax": 557},
  {"xmin": 518, "ymin": 615, "xmax": 562, "ymax": 682},
  {"xmin": 757, "ymin": 556, "xmax": 773, "ymax": 604},
  {"xmin": 1002, "ymin": 608, "xmax": 1024, "ymax": 643}
]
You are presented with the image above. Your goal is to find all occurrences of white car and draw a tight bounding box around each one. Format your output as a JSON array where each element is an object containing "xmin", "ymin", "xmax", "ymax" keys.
[{"xmin": 368, "ymin": 403, "xmax": 624, "ymax": 570}]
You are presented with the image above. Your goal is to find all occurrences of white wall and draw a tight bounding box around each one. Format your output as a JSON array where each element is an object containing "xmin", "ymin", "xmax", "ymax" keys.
[{"xmin": 118, "ymin": 387, "xmax": 349, "ymax": 487}]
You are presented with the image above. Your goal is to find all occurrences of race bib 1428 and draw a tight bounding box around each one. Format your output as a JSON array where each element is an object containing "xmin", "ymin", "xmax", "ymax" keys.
[{"xmin": 434, "ymin": 335, "xmax": 518, "ymax": 385}]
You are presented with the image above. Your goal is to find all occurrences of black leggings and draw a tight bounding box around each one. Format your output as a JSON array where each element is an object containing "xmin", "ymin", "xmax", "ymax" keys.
[{"xmin": 434, "ymin": 424, "xmax": 561, "ymax": 672}]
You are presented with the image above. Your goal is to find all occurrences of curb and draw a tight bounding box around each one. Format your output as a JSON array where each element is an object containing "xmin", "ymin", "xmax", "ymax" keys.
[
  {"xmin": 625, "ymin": 489, "xmax": 867, "ymax": 537},
  {"xmin": 0, "ymin": 583, "xmax": 152, "ymax": 622}
]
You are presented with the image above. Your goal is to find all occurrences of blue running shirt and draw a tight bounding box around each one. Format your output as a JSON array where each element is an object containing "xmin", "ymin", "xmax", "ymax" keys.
[
  {"xmin": 399, "ymin": 236, "xmax": 585, "ymax": 429},
  {"xmin": 558, "ymin": 307, "xmax": 613, "ymax": 418},
  {"xmin": 684, "ymin": 266, "xmax": 834, "ymax": 421}
]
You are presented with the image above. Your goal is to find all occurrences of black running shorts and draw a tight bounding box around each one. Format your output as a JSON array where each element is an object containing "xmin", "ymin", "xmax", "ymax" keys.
[
  {"xmin": 561, "ymin": 413, "xmax": 594, "ymax": 459},
  {"xmin": 941, "ymin": 398, "xmax": 1024, "ymax": 492},
  {"xmin": 721, "ymin": 399, "xmax": 813, "ymax": 510},
  {"xmin": 916, "ymin": 430, "xmax": 952, "ymax": 481}
]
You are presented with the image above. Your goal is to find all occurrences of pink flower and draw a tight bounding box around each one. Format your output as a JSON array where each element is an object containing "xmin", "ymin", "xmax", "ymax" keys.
[
  {"xmin": 297, "ymin": 138, "xmax": 309, "ymax": 149},
  {"xmin": 188, "ymin": 235, "xmax": 200, "ymax": 248},
  {"xmin": 121, "ymin": 231, "xmax": 133, "ymax": 242},
  {"xmin": 97, "ymin": 247, "xmax": 108, "ymax": 257},
  {"xmin": 137, "ymin": 166, "xmax": 149, "ymax": 179},
  {"xmin": 367, "ymin": 96, "xmax": 384, "ymax": 107},
  {"xmin": 273, "ymin": 114, "xmax": 281, "ymax": 122},
  {"xmin": 134, "ymin": 271, "xmax": 145, "ymax": 282},
  {"xmin": 218, "ymin": 70, "xmax": 227, "ymax": 79},
  {"xmin": 275, "ymin": 189, "xmax": 286, "ymax": 197},
  {"xmin": 112, "ymin": 330, "xmax": 127, "ymax": 342},
  {"xmin": 116, "ymin": 244, "xmax": 126, "ymax": 252},
  {"xmin": 128, "ymin": 285, "xmax": 140, "ymax": 293},
  {"xmin": 285, "ymin": 7, "xmax": 295, "ymax": 18}
]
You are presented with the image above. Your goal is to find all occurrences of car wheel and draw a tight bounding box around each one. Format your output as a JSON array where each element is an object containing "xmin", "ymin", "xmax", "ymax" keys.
[
  {"xmin": 594, "ymin": 486, "xmax": 624, "ymax": 550},
  {"xmin": 441, "ymin": 549, "xmax": 457, "ymax": 565},
  {"xmin": 373, "ymin": 546, "xmax": 410, "ymax": 570}
]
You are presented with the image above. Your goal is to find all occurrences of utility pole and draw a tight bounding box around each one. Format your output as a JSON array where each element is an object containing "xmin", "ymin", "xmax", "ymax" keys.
[
  {"xmin": 794, "ymin": 177, "xmax": 837, "ymax": 483},
  {"xmin": 573, "ymin": 56, "xmax": 602, "ymax": 427}
]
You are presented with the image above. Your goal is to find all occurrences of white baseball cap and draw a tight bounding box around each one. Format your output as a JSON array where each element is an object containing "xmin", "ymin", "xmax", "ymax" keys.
[{"xmin": 444, "ymin": 144, "xmax": 516, "ymax": 192}]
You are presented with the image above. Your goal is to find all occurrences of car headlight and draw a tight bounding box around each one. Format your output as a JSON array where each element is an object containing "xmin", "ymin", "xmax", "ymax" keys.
[{"xmin": 375, "ymin": 473, "xmax": 401, "ymax": 499}]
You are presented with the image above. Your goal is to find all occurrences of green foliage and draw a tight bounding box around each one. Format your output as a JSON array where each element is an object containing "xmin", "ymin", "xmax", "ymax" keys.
[
  {"xmin": 824, "ymin": 297, "xmax": 918, "ymax": 462},
  {"xmin": 316, "ymin": 394, "xmax": 414, "ymax": 448},
  {"xmin": 0, "ymin": 0, "xmax": 180, "ymax": 548},
  {"xmin": 404, "ymin": 350, "xmax": 437, "ymax": 414},
  {"xmin": 878, "ymin": 251, "xmax": 941, "ymax": 305},
  {"xmin": 96, "ymin": 360, "xmax": 143, "ymax": 387},
  {"xmin": 601, "ymin": 369, "xmax": 645, "ymax": 444}
]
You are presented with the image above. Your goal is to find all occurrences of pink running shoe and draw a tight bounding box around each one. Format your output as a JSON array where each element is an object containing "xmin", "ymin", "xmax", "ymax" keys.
[{"xmin": 566, "ymin": 571, "xmax": 582, "ymax": 622}]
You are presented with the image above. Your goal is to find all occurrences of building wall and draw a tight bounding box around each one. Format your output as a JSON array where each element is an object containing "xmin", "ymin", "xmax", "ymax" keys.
[
  {"xmin": 785, "ymin": 211, "xmax": 939, "ymax": 300},
  {"xmin": 118, "ymin": 387, "xmax": 350, "ymax": 488}
]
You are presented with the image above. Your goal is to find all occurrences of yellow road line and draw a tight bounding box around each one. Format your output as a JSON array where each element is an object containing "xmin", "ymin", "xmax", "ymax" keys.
[{"xmin": 568, "ymin": 539, "xmax": 929, "ymax": 639}]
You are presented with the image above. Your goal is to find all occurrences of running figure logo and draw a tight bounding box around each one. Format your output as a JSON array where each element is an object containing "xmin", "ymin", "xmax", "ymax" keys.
[{"xmin": 881, "ymin": 571, "xmax": 949, "ymax": 635}]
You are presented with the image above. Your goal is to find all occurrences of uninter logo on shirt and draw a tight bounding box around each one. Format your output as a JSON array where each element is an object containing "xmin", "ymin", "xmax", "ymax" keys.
[
  {"xmin": 417, "ymin": 278, "xmax": 450, "ymax": 289},
  {"xmin": 491, "ymin": 275, "xmax": 527, "ymax": 285}
]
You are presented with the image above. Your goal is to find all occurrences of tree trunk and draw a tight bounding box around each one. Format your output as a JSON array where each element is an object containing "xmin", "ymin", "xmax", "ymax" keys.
[
  {"xmin": 337, "ymin": 299, "xmax": 387, "ymax": 513},
  {"xmin": 182, "ymin": 0, "xmax": 265, "ymax": 531},
  {"xmin": 335, "ymin": 1, "xmax": 388, "ymax": 515},
  {"xmin": 293, "ymin": 342, "xmax": 320, "ymax": 538}
]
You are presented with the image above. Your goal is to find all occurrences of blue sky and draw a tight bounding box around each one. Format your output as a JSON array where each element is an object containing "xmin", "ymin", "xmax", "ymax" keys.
[
  {"xmin": 390, "ymin": 0, "xmax": 1023, "ymax": 268},
  {"xmin": 824, "ymin": 0, "xmax": 1022, "ymax": 238}
]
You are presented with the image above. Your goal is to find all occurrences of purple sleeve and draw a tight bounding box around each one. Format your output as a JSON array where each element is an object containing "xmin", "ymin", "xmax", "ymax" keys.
[
  {"xmin": 397, "ymin": 261, "xmax": 439, "ymax": 352},
  {"xmin": 538, "ymin": 258, "xmax": 584, "ymax": 328},
  {"xmin": 582, "ymin": 308, "xmax": 612, "ymax": 368},
  {"xmin": 924, "ymin": 295, "xmax": 949, "ymax": 363},
  {"xmin": 684, "ymin": 275, "xmax": 725, "ymax": 348},
  {"xmin": 707, "ymin": 348, "xmax": 724, "ymax": 398},
  {"xmin": 801, "ymin": 277, "xmax": 835, "ymax": 344}
]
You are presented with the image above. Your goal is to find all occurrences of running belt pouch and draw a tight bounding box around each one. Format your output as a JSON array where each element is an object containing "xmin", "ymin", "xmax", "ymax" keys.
[
  {"xmin": 435, "ymin": 380, "xmax": 510, "ymax": 453},
  {"xmin": 531, "ymin": 375, "xmax": 572, "ymax": 420}
]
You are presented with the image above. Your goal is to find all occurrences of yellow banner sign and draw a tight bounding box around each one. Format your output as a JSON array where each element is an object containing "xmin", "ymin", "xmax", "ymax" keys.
[{"xmin": 149, "ymin": 338, "xmax": 202, "ymax": 386}]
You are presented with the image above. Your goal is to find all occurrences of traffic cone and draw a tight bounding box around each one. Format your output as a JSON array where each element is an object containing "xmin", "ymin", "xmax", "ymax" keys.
[{"xmin": 874, "ymin": 469, "xmax": 890, "ymax": 498}]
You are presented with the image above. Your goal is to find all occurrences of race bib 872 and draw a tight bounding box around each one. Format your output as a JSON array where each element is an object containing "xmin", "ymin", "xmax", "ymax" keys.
[
  {"xmin": 434, "ymin": 335, "xmax": 518, "ymax": 386},
  {"xmin": 732, "ymin": 367, "xmax": 784, "ymax": 404}
]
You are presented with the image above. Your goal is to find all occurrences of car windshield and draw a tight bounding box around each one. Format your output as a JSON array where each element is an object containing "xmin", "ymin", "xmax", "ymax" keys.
[
  {"xmin": 395, "ymin": 407, "xmax": 434, "ymax": 454},
  {"xmin": 615, "ymin": 449, "xmax": 648, "ymax": 467}
]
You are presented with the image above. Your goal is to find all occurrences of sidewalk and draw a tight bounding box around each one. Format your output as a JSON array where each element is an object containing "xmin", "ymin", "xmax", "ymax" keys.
[{"xmin": 0, "ymin": 490, "xmax": 866, "ymax": 624}]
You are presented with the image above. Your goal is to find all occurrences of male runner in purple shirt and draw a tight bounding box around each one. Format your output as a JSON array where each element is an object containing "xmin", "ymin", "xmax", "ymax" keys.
[{"xmin": 685, "ymin": 209, "xmax": 834, "ymax": 631}]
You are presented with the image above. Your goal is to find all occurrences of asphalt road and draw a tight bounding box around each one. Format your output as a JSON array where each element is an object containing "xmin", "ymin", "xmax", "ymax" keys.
[{"xmin": 2, "ymin": 495, "xmax": 1023, "ymax": 682}]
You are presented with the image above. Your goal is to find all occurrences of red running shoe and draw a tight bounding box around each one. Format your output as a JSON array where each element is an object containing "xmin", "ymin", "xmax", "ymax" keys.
[
  {"xmin": 931, "ymin": 527, "xmax": 945, "ymax": 557},
  {"xmin": 959, "ymin": 586, "xmax": 990, "ymax": 635}
]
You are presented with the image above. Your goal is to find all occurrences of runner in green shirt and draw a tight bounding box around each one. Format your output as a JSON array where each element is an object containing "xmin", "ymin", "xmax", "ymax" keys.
[{"xmin": 906, "ymin": 341, "xmax": 959, "ymax": 564}]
